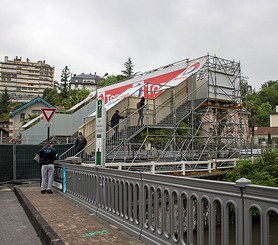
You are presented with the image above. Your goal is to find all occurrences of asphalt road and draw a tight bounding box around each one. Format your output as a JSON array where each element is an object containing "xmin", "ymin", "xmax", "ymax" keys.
[{"xmin": 0, "ymin": 184, "xmax": 42, "ymax": 245}]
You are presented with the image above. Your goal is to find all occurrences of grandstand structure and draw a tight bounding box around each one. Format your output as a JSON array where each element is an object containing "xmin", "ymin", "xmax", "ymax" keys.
[{"xmin": 61, "ymin": 54, "xmax": 248, "ymax": 164}]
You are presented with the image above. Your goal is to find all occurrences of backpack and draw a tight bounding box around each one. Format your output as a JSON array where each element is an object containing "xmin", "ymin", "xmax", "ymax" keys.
[{"xmin": 137, "ymin": 102, "xmax": 140, "ymax": 109}]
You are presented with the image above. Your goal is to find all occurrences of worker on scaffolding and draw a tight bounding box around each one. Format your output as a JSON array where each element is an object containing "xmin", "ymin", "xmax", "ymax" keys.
[
  {"xmin": 137, "ymin": 96, "xmax": 145, "ymax": 125},
  {"xmin": 111, "ymin": 110, "xmax": 125, "ymax": 143}
]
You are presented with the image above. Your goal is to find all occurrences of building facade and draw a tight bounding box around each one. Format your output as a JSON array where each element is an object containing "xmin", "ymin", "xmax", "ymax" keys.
[
  {"xmin": 9, "ymin": 97, "xmax": 55, "ymax": 142},
  {"xmin": 69, "ymin": 73, "xmax": 101, "ymax": 91},
  {"xmin": 0, "ymin": 56, "xmax": 55, "ymax": 102}
]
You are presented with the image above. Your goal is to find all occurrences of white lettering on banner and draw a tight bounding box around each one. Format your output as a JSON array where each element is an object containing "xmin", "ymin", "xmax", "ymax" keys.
[
  {"xmin": 106, "ymin": 94, "xmax": 120, "ymax": 101},
  {"xmin": 147, "ymin": 84, "xmax": 161, "ymax": 95},
  {"xmin": 105, "ymin": 85, "xmax": 162, "ymax": 102}
]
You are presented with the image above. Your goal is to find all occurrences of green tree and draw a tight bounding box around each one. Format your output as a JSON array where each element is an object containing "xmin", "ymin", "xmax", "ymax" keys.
[
  {"xmin": 255, "ymin": 102, "xmax": 272, "ymax": 126},
  {"xmin": 59, "ymin": 66, "xmax": 71, "ymax": 99},
  {"xmin": 0, "ymin": 87, "xmax": 11, "ymax": 116},
  {"xmin": 225, "ymin": 153, "xmax": 278, "ymax": 187},
  {"xmin": 97, "ymin": 75, "xmax": 125, "ymax": 88},
  {"xmin": 121, "ymin": 57, "xmax": 135, "ymax": 78},
  {"xmin": 261, "ymin": 80, "xmax": 278, "ymax": 89},
  {"xmin": 259, "ymin": 85, "xmax": 278, "ymax": 109},
  {"xmin": 62, "ymin": 89, "xmax": 90, "ymax": 110},
  {"xmin": 43, "ymin": 88, "xmax": 60, "ymax": 106}
]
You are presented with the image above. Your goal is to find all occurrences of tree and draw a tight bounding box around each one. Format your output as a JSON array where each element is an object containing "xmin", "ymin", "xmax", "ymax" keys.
[
  {"xmin": 121, "ymin": 57, "xmax": 135, "ymax": 78},
  {"xmin": 261, "ymin": 80, "xmax": 278, "ymax": 89},
  {"xmin": 225, "ymin": 151, "xmax": 278, "ymax": 187},
  {"xmin": 62, "ymin": 89, "xmax": 90, "ymax": 110},
  {"xmin": 255, "ymin": 102, "xmax": 272, "ymax": 127},
  {"xmin": 0, "ymin": 87, "xmax": 11, "ymax": 116},
  {"xmin": 59, "ymin": 66, "xmax": 71, "ymax": 99},
  {"xmin": 43, "ymin": 88, "xmax": 60, "ymax": 106},
  {"xmin": 259, "ymin": 85, "xmax": 278, "ymax": 109},
  {"xmin": 97, "ymin": 74, "xmax": 126, "ymax": 88}
]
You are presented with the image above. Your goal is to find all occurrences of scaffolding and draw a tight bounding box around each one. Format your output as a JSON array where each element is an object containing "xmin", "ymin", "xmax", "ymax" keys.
[{"xmin": 65, "ymin": 55, "xmax": 247, "ymax": 166}]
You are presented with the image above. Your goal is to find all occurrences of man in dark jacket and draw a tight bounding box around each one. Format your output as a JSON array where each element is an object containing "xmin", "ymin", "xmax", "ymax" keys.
[
  {"xmin": 137, "ymin": 96, "xmax": 145, "ymax": 125},
  {"xmin": 75, "ymin": 132, "xmax": 87, "ymax": 159},
  {"xmin": 110, "ymin": 110, "xmax": 125, "ymax": 143},
  {"xmin": 38, "ymin": 141, "xmax": 56, "ymax": 194}
]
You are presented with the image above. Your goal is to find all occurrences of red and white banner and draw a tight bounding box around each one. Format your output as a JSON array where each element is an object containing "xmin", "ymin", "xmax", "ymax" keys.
[
  {"xmin": 88, "ymin": 84, "xmax": 145, "ymax": 118},
  {"xmin": 97, "ymin": 57, "xmax": 207, "ymax": 103},
  {"xmin": 159, "ymin": 57, "xmax": 207, "ymax": 90},
  {"xmin": 97, "ymin": 68, "xmax": 185, "ymax": 103}
]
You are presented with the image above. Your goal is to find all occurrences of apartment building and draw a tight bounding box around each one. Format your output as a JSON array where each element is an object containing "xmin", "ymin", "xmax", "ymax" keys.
[{"xmin": 0, "ymin": 56, "xmax": 55, "ymax": 102}]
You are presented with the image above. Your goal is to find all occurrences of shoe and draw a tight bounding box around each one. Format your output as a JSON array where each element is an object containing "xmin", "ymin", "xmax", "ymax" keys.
[
  {"xmin": 41, "ymin": 190, "xmax": 46, "ymax": 194},
  {"xmin": 46, "ymin": 190, "xmax": 53, "ymax": 194}
]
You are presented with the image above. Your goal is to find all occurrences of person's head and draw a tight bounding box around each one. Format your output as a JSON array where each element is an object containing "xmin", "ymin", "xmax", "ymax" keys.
[
  {"xmin": 47, "ymin": 141, "xmax": 53, "ymax": 147},
  {"xmin": 79, "ymin": 132, "xmax": 82, "ymax": 136},
  {"xmin": 141, "ymin": 96, "xmax": 145, "ymax": 101},
  {"xmin": 115, "ymin": 110, "xmax": 119, "ymax": 114}
]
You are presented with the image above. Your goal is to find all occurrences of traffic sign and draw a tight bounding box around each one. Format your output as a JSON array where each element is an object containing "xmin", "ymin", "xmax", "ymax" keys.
[
  {"xmin": 41, "ymin": 108, "xmax": 56, "ymax": 122},
  {"xmin": 44, "ymin": 122, "xmax": 53, "ymax": 128}
]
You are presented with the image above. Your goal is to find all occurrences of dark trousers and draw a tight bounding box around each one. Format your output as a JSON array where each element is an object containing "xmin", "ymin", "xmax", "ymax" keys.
[
  {"xmin": 113, "ymin": 126, "xmax": 119, "ymax": 143},
  {"xmin": 138, "ymin": 109, "xmax": 144, "ymax": 125},
  {"xmin": 76, "ymin": 148, "xmax": 84, "ymax": 158}
]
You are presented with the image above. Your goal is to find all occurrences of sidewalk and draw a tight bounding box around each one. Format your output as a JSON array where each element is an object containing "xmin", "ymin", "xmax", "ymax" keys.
[
  {"xmin": 0, "ymin": 184, "xmax": 42, "ymax": 245},
  {"xmin": 14, "ymin": 185, "xmax": 144, "ymax": 245}
]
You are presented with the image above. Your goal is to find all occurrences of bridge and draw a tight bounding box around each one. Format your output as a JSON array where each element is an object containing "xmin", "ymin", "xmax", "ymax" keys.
[{"xmin": 54, "ymin": 161, "xmax": 278, "ymax": 245}]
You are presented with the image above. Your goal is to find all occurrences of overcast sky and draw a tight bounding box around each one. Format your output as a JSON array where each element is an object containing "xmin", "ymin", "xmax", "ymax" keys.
[{"xmin": 1, "ymin": 0, "xmax": 277, "ymax": 90}]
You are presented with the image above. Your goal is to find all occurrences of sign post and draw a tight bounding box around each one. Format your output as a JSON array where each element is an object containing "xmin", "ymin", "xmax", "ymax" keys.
[
  {"xmin": 95, "ymin": 99, "xmax": 106, "ymax": 167},
  {"xmin": 41, "ymin": 108, "xmax": 56, "ymax": 142}
]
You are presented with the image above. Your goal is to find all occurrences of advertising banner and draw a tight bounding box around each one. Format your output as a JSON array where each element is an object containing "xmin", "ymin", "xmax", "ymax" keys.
[{"xmin": 159, "ymin": 57, "xmax": 207, "ymax": 90}]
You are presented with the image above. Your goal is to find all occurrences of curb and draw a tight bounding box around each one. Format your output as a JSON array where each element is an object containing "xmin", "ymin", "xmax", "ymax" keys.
[{"xmin": 14, "ymin": 187, "xmax": 63, "ymax": 245}]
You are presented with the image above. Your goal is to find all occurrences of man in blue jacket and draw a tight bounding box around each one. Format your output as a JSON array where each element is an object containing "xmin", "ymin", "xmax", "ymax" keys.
[{"xmin": 39, "ymin": 141, "xmax": 56, "ymax": 194}]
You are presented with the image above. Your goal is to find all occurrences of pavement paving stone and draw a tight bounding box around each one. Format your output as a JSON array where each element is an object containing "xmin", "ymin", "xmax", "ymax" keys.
[{"xmin": 17, "ymin": 186, "xmax": 144, "ymax": 245}]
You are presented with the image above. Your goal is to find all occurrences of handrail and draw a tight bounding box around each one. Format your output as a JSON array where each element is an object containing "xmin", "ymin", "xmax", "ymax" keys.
[{"xmin": 59, "ymin": 144, "xmax": 75, "ymax": 160}]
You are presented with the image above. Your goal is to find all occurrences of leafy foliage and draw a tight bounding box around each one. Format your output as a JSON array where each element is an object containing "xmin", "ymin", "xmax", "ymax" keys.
[
  {"xmin": 43, "ymin": 88, "xmax": 60, "ymax": 105},
  {"xmin": 242, "ymin": 79, "xmax": 278, "ymax": 127},
  {"xmin": 255, "ymin": 102, "xmax": 272, "ymax": 126},
  {"xmin": 225, "ymin": 150, "xmax": 278, "ymax": 187},
  {"xmin": 97, "ymin": 75, "xmax": 126, "ymax": 88},
  {"xmin": 62, "ymin": 89, "xmax": 89, "ymax": 110}
]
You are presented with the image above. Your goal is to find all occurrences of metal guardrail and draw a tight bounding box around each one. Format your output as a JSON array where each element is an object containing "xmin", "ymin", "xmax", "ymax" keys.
[
  {"xmin": 104, "ymin": 158, "xmax": 238, "ymax": 174},
  {"xmin": 56, "ymin": 162, "xmax": 278, "ymax": 245}
]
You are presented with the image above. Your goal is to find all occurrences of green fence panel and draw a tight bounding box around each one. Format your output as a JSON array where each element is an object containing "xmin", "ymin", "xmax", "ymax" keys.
[
  {"xmin": 0, "ymin": 144, "xmax": 74, "ymax": 182},
  {"xmin": 15, "ymin": 144, "xmax": 43, "ymax": 180},
  {"xmin": 0, "ymin": 145, "xmax": 13, "ymax": 183}
]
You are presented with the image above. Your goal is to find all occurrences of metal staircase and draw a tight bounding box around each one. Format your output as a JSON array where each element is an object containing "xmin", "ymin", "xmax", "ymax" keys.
[{"xmin": 58, "ymin": 55, "xmax": 244, "ymax": 166}]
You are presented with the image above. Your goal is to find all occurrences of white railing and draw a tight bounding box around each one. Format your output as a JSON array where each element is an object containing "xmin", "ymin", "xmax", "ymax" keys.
[{"xmin": 82, "ymin": 158, "xmax": 238, "ymax": 174}]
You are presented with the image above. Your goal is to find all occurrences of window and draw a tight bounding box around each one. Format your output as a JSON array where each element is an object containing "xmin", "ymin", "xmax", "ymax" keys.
[
  {"xmin": 20, "ymin": 113, "xmax": 25, "ymax": 121},
  {"xmin": 32, "ymin": 110, "xmax": 41, "ymax": 116},
  {"xmin": 258, "ymin": 138, "xmax": 266, "ymax": 145}
]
